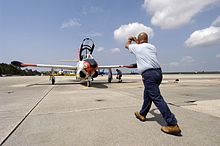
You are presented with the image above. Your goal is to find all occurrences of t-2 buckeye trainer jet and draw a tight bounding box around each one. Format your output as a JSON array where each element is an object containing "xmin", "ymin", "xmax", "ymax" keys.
[{"xmin": 11, "ymin": 38, "xmax": 136, "ymax": 87}]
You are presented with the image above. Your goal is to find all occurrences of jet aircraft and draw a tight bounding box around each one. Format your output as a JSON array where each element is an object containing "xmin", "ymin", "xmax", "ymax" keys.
[{"xmin": 11, "ymin": 38, "xmax": 136, "ymax": 87}]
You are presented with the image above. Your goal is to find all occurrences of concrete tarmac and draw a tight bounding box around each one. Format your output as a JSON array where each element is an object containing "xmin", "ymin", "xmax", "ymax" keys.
[{"xmin": 0, "ymin": 74, "xmax": 220, "ymax": 146}]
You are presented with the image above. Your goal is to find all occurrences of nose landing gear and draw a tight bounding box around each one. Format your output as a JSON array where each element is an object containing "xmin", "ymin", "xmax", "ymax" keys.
[
  {"xmin": 87, "ymin": 80, "xmax": 91, "ymax": 87},
  {"xmin": 87, "ymin": 75, "xmax": 92, "ymax": 87}
]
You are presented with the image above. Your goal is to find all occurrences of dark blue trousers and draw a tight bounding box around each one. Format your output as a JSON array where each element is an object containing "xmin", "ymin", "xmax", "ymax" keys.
[{"xmin": 140, "ymin": 70, "xmax": 177, "ymax": 126}]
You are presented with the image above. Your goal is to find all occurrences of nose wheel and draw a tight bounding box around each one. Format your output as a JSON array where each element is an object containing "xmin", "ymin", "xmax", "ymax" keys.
[
  {"xmin": 87, "ymin": 80, "xmax": 91, "ymax": 87},
  {"xmin": 87, "ymin": 77, "xmax": 91, "ymax": 87}
]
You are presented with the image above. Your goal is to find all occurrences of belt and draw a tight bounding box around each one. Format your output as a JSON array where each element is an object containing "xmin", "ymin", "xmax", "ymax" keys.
[{"xmin": 141, "ymin": 68, "xmax": 161, "ymax": 75}]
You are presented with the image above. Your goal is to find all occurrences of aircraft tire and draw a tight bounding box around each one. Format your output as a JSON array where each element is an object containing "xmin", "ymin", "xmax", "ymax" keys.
[
  {"xmin": 52, "ymin": 78, "xmax": 55, "ymax": 85},
  {"xmin": 87, "ymin": 81, "xmax": 91, "ymax": 87}
]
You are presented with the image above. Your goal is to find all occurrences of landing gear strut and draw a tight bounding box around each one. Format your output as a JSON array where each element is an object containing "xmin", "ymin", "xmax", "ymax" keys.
[
  {"xmin": 52, "ymin": 77, "xmax": 55, "ymax": 85},
  {"xmin": 87, "ymin": 77, "xmax": 91, "ymax": 87},
  {"xmin": 87, "ymin": 80, "xmax": 91, "ymax": 87},
  {"xmin": 108, "ymin": 68, "xmax": 112, "ymax": 83},
  {"xmin": 50, "ymin": 68, "xmax": 55, "ymax": 85}
]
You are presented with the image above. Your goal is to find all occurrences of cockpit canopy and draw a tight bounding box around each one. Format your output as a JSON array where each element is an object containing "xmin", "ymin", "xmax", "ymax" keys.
[
  {"xmin": 83, "ymin": 54, "xmax": 94, "ymax": 60},
  {"xmin": 79, "ymin": 38, "xmax": 95, "ymax": 61}
]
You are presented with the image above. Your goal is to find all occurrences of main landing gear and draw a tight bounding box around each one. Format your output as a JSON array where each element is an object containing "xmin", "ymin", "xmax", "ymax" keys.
[
  {"xmin": 108, "ymin": 68, "xmax": 123, "ymax": 83},
  {"xmin": 50, "ymin": 68, "xmax": 55, "ymax": 85},
  {"xmin": 108, "ymin": 68, "xmax": 112, "ymax": 83},
  {"xmin": 52, "ymin": 76, "xmax": 55, "ymax": 85}
]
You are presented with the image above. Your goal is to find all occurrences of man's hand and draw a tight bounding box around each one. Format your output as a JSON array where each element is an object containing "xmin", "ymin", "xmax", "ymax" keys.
[
  {"xmin": 128, "ymin": 36, "xmax": 136, "ymax": 42},
  {"xmin": 125, "ymin": 36, "xmax": 137, "ymax": 49}
]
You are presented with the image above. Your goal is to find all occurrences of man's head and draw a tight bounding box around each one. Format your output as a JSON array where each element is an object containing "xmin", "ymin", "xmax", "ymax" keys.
[{"xmin": 137, "ymin": 32, "xmax": 148, "ymax": 44}]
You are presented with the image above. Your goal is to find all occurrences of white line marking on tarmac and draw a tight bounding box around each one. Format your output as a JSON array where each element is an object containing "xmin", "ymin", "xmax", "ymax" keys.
[{"xmin": 32, "ymin": 105, "xmax": 138, "ymax": 116}]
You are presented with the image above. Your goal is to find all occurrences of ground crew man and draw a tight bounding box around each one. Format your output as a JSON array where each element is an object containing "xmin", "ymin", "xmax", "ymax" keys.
[{"xmin": 125, "ymin": 32, "xmax": 181, "ymax": 134}]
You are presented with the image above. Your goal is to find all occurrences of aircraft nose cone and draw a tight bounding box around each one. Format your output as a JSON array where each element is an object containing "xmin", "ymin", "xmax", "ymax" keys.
[
  {"xmin": 90, "ymin": 62, "xmax": 97, "ymax": 68},
  {"xmin": 85, "ymin": 59, "xmax": 97, "ymax": 68}
]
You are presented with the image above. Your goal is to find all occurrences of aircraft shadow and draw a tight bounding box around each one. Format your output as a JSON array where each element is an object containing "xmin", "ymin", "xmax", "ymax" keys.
[
  {"xmin": 26, "ymin": 82, "xmax": 78, "ymax": 87},
  {"xmin": 26, "ymin": 79, "xmax": 138, "ymax": 89},
  {"xmin": 106, "ymin": 80, "xmax": 138, "ymax": 84},
  {"xmin": 26, "ymin": 81, "xmax": 109, "ymax": 89},
  {"xmin": 79, "ymin": 82, "xmax": 108, "ymax": 88}
]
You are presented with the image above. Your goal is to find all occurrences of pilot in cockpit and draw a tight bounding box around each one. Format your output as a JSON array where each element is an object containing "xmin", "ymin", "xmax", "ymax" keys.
[{"xmin": 82, "ymin": 54, "xmax": 94, "ymax": 60}]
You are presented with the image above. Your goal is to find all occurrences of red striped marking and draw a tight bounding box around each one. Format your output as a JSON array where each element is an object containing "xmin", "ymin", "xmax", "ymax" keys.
[
  {"xmin": 78, "ymin": 51, "xmax": 80, "ymax": 60},
  {"xmin": 123, "ymin": 65, "xmax": 133, "ymax": 67},
  {"xmin": 21, "ymin": 64, "xmax": 37, "ymax": 67}
]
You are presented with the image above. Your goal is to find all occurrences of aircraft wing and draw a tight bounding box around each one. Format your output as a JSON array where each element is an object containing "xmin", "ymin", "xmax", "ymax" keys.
[
  {"xmin": 98, "ymin": 64, "xmax": 137, "ymax": 69},
  {"xmin": 11, "ymin": 61, "xmax": 77, "ymax": 70}
]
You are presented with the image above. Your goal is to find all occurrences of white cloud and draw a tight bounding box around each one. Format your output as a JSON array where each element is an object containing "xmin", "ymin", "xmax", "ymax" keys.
[
  {"xmin": 60, "ymin": 19, "xmax": 81, "ymax": 29},
  {"xmin": 211, "ymin": 16, "xmax": 220, "ymax": 26},
  {"xmin": 83, "ymin": 32, "xmax": 102, "ymax": 37},
  {"xmin": 97, "ymin": 47, "xmax": 104, "ymax": 52},
  {"xmin": 185, "ymin": 26, "xmax": 220, "ymax": 48},
  {"xmin": 114, "ymin": 22, "xmax": 154, "ymax": 43},
  {"xmin": 181, "ymin": 56, "xmax": 195, "ymax": 63},
  {"xmin": 185, "ymin": 16, "xmax": 220, "ymax": 48},
  {"xmin": 169, "ymin": 62, "xmax": 180, "ymax": 67},
  {"xmin": 111, "ymin": 48, "xmax": 120, "ymax": 53},
  {"xmin": 216, "ymin": 54, "xmax": 220, "ymax": 58},
  {"xmin": 142, "ymin": 0, "xmax": 217, "ymax": 29},
  {"xmin": 168, "ymin": 56, "xmax": 195, "ymax": 67}
]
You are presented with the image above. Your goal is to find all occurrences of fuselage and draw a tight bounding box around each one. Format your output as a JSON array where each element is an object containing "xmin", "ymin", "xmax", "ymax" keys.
[{"xmin": 76, "ymin": 54, "xmax": 98, "ymax": 81}]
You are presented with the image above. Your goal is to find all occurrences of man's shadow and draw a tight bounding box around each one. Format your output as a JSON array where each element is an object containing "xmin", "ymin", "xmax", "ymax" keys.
[
  {"xmin": 147, "ymin": 108, "xmax": 166, "ymax": 126},
  {"xmin": 147, "ymin": 108, "xmax": 182, "ymax": 137}
]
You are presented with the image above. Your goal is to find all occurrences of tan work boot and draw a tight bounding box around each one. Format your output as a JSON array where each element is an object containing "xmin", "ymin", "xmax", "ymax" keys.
[
  {"xmin": 161, "ymin": 125, "xmax": 181, "ymax": 134},
  {"xmin": 135, "ymin": 112, "xmax": 146, "ymax": 121}
]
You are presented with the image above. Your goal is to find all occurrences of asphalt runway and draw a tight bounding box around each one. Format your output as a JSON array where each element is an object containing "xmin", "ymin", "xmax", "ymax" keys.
[{"xmin": 0, "ymin": 74, "xmax": 220, "ymax": 146}]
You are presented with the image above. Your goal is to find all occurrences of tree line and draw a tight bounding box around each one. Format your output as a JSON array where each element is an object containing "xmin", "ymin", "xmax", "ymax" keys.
[{"xmin": 0, "ymin": 63, "xmax": 41, "ymax": 76}]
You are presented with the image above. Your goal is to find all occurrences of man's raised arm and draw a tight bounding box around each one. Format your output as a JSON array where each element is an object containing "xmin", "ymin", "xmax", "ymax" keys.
[{"xmin": 125, "ymin": 36, "xmax": 137, "ymax": 49}]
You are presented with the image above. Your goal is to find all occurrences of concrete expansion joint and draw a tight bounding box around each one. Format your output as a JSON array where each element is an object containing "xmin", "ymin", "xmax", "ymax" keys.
[
  {"xmin": 31, "ymin": 105, "xmax": 138, "ymax": 116},
  {"xmin": 110, "ymin": 88, "xmax": 142, "ymax": 100},
  {"xmin": 0, "ymin": 86, "xmax": 55, "ymax": 146}
]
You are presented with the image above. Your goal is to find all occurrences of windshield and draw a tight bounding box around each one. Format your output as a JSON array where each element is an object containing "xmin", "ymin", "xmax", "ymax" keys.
[{"xmin": 83, "ymin": 54, "xmax": 94, "ymax": 60}]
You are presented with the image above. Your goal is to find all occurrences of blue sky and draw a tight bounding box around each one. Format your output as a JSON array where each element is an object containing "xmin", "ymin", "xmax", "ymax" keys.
[{"xmin": 1, "ymin": 0, "xmax": 220, "ymax": 72}]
